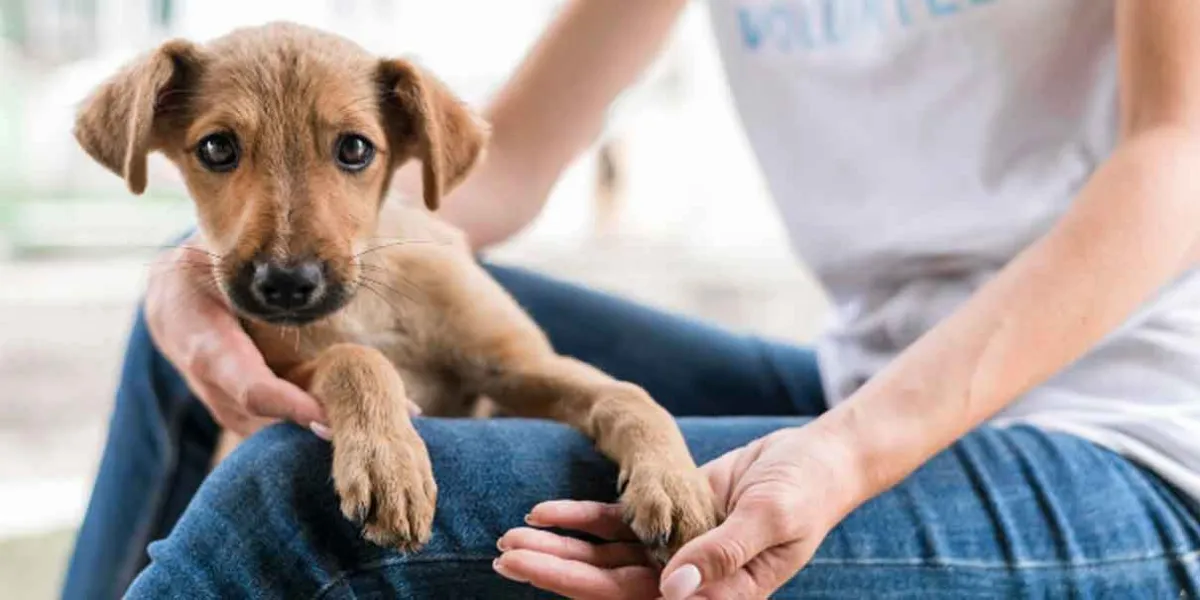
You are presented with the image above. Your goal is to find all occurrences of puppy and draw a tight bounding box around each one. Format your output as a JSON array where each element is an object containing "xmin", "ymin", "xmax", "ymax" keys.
[{"xmin": 74, "ymin": 22, "xmax": 718, "ymax": 561}]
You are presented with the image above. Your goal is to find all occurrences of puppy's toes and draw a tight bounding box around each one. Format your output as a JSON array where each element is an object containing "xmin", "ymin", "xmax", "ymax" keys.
[
  {"xmin": 619, "ymin": 463, "xmax": 720, "ymax": 565},
  {"xmin": 335, "ymin": 460, "xmax": 375, "ymax": 526},
  {"xmin": 333, "ymin": 431, "xmax": 438, "ymax": 552},
  {"xmin": 361, "ymin": 459, "xmax": 437, "ymax": 552}
]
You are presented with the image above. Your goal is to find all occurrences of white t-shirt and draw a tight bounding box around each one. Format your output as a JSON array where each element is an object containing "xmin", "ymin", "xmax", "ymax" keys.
[{"xmin": 707, "ymin": 0, "xmax": 1200, "ymax": 501}]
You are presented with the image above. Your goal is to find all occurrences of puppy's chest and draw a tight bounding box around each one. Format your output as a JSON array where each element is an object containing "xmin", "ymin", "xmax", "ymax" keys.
[
  {"xmin": 336, "ymin": 316, "xmax": 423, "ymax": 365},
  {"xmin": 274, "ymin": 311, "xmax": 476, "ymax": 414},
  {"xmin": 338, "ymin": 320, "xmax": 411, "ymax": 354}
]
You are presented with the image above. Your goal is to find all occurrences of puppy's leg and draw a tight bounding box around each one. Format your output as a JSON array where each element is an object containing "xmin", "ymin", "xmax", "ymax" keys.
[
  {"xmin": 484, "ymin": 356, "xmax": 719, "ymax": 564},
  {"xmin": 293, "ymin": 343, "xmax": 436, "ymax": 551}
]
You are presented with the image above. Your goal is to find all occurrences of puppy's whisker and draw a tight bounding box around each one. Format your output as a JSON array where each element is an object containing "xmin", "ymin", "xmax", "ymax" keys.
[
  {"xmin": 146, "ymin": 257, "xmax": 215, "ymax": 267},
  {"xmin": 359, "ymin": 238, "xmax": 445, "ymax": 247},
  {"xmin": 358, "ymin": 275, "xmax": 419, "ymax": 304},
  {"xmin": 146, "ymin": 263, "xmax": 220, "ymax": 278},
  {"xmin": 392, "ymin": 272, "xmax": 426, "ymax": 295},
  {"xmin": 365, "ymin": 236, "xmax": 447, "ymax": 243},
  {"xmin": 357, "ymin": 281, "xmax": 406, "ymax": 316},
  {"xmin": 358, "ymin": 263, "xmax": 391, "ymax": 274},
  {"xmin": 357, "ymin": 265, "xmax": 424, "ymax": 299},
  {"xmin": 146, "ymin": 260, "xmax": 197, "ymax": 270},
  {"xmin": 174, "ymin": 245, "xmax": 222, "ymax": 258},
  {"xmin": 274, "ymin": 324, "xmax": 303, "ymax": 355},
  {"xmin": 146, "ymin": 266, "xmax": 215, "ymax": 280},
  {"xmin": 358, "ymin": 274, "xmax": 421, "ymax": 307},
  {"xmin": 354, "ymin": 239, "xmax": 447, "ymax": 259},
  {"xmin": 130, "ymin": 244, "xmax": 222, "ymax": 258}
]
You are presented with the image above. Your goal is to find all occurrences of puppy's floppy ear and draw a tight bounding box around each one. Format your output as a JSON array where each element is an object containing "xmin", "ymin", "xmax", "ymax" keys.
[
  {"xmin": 378, "ymin": 59, "xmax": 489, "ymax": 211},
  {"xmin": 74, "ymin": 39, "xmax": 203, "ymax": 195}
]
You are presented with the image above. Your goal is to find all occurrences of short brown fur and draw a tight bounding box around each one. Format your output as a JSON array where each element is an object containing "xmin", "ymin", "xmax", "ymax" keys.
[{"xmin": 75, "ymin": 22, "xmax": 718, "ymax": 561}]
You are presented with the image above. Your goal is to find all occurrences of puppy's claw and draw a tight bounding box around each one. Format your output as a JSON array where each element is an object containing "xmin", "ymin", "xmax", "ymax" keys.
[
  {"xmin": 333, "ymin": 431, "xmax": 438, "ymax": 553},
  {"xmin": 619, "ymin": 463, "xmax": 719, "ymax": 566},
  {"xmin": 349, "ymin": 502, "xmax": 370, "ymax": 527},
  {"xmin": 616, "ymin": 470, "xmax": 631, "ymax": 495}
]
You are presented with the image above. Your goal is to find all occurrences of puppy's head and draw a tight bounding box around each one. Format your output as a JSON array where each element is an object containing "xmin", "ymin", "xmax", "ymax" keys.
[{"xmin": 74, "ymin": 23, "xmax": 487, "ymax": 325}]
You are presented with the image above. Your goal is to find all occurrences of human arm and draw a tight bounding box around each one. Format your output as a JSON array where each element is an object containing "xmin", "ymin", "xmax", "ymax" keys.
[{"xmin": 394, "ymin": 0, "xmax": 691, "ymax": 249}]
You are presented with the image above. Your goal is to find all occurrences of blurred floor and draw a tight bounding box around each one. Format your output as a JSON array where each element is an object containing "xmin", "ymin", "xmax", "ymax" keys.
[
  {"xmin": 0, "ymin": 259, "xmax": 144, "ymax": 598},
  {"xmin": 0, "ymin": 529, "xmax": 75, "ymax": 600},
  {"xmin": 0, "ymin": 239, "xmax": 829, "ymax": 598}
]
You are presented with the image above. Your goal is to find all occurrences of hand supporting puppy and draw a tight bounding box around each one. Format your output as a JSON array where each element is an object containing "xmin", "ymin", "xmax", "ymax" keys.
[
  {"xmin": 145, "ymin": 237, "xmax": 329, "ymax": 436},
  {"xmin": 146, "ymin": 237, "xmax": 426, "ymax": 437}
]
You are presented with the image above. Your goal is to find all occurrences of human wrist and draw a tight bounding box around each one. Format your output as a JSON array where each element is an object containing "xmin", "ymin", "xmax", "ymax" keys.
[
  {"xmin": 776, "ymin": 420, "xmax": 874, "ymax": 528},
  {"xmin": 807, "ymin": 381, "xmax": 961, "ymax": 518}
]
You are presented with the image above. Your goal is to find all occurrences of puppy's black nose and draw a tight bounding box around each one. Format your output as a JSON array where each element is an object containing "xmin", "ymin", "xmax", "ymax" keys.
[{"xmin": 251, "ymin": 260, "xmax": 324, "ymax": 311}]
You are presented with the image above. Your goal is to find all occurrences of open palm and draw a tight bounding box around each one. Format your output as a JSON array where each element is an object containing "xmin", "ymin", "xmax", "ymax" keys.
[{"xmin": 493, "ymin": 429, "xmax": 841, "ymax": 599}]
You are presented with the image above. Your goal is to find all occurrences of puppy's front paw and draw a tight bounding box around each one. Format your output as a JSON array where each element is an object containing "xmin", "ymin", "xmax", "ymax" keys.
[
  {"xmin": 332, "ymin": 429, "xmax": 437, "ymax": 552},
  {"xmin": 619, "ymin": 462, "xmax": 720, "ymax": 565}
]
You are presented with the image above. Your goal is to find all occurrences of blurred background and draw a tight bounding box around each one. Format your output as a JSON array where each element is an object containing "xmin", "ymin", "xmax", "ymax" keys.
[{"xmin": 0, "ymin": 0, "xmax": 828, "ymax": 596}]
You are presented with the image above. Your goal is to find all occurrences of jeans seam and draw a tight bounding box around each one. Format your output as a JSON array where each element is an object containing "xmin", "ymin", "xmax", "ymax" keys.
[
  {"xmin": 311, "ymin": 554, "xmax": 498, "ymax": 600},
  {"xmin": 116, "ymin": 369, "xmax": 190, "ymax": 593},
  {"xmin": 806, "ymin": 548, "xmax": 1200, "ymax": 570}
]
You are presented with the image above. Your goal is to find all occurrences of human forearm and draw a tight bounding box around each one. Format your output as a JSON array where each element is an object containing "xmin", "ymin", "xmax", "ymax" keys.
[
  {"xmin": 810, "ymin": 127, "xmax": 1200, "ymax": 512},
  {"xmin": 395, "ymin": 0, "xmax": 689, "ymax": 249}
]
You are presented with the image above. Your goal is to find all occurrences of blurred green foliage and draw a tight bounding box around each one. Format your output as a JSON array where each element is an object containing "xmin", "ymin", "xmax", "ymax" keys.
[{"xmin": 0, "ymin": 0, "xmax": 27, "ymax": 47}]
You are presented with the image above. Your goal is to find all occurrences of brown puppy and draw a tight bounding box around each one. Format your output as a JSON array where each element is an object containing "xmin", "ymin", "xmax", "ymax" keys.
[{"xmin": 73, "ymin": 22, "xmax": 718, "ymax": 561}]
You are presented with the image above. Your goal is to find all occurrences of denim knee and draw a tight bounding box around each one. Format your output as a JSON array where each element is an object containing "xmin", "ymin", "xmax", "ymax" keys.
[{"xmin": 203, "ymin": 420, "xmax": 613, "ymax": 557}]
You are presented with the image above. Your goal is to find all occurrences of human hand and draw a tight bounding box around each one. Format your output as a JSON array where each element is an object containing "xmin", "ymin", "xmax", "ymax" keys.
[{"xmin": 493, "ymin": 427, "xmax": 858, "ymax": 599}]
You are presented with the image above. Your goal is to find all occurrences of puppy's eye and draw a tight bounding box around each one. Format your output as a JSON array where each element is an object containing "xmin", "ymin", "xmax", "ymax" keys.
[
  {"xmin": 335, "ymin": 134, "xmax": 375, "ymax": 172},
  {"xmin": 196, "ymin": 133, "xmax": 240, "ymax": 172}
]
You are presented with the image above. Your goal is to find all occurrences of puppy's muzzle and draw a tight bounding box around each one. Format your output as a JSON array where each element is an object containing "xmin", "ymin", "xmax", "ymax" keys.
[
  {"xmin": 229, "ymin": 258, "xmax": 346, "ymax": 325},
  {"xmin": 252, "ymin": 260, "xmax": 325, "ymax": 311}
]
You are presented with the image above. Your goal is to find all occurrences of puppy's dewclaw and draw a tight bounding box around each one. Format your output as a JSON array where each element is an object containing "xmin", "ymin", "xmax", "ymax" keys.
[{"xmin": 74, "ymin": 21, "xmax": 718, "ymax": 557}]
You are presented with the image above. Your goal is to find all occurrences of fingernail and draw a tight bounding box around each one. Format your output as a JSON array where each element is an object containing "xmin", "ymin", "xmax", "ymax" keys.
[
  {"xmin": 661, "ymin": 564, "xmax": 702, "ymax": 600},
  {"xmin": 310, "ymin": 422, "xmax": 332, "ymax": 441},
  {"xmin": 493, "ymin": 558, "xmax": 525, "ymax": 582},
  {"xmin": 523, "ymin": 513, "xmax": 544, "ymax": 527},
  {"xmin": 496, "ymin": 536, "xmax": 509, "ymax": 552}
]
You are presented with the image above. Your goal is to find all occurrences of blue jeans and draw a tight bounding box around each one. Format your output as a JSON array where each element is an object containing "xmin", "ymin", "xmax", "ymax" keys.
[{"xmin": 64, "ymin": 265, "xmax": 1200, "ymax": 598}]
